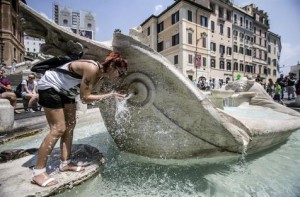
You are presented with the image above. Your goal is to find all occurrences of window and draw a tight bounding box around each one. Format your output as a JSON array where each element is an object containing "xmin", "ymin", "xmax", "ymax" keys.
[
  {"xmin": 157, "ymin": 22, "xmax": 164, "ymax": 33},
  {"xmin": 147, "ymin": 27, "xmax": 150, "ymax": 36},
  {"xmin": 188, "ymin": 32, "xmax": 193, "ymax": 44},
  {"xmin": 63, "ymin": 19, "xmax": 68, "ymax": 26},
  {"xmin": 240, "ymin": 17, "xmax": 243, "ymax": 26},
  {"xmin": 226, "ymin": 47, "xmax": 232, "ymax": 55},
  {"xmin": 246, "ymin": 65, "xmax": 253, "ymax": 73},
  {"xmin": 188, "ymin": 10, "xmax": 192, "ymax": 22},
  {"xmin": 246, "ymin": 48, "xmax": 252, "ymax": 56},
  {"xmin": 210, "ymin": 3, "xmax": 215, "ymax": 13},
  {"xmin": 220, "ymin": 60, "xmax": 224, "ymax": 69},
  {"xmin": 259, "ymin": 38, "xmax": 262, "ymax": 45},
  {"xmin": 200, "ymin": 16, "xmax": 208, "ymax": 27},
  {"xmin": 211, "ymin": 21, "xmax": 215, "ymax": 32},
  {"xmin": 240, "ymin": 32, "xmax": 244, "ymax": 39},
  {"xmin": 226, "ymin": 62, "xmax": 231, "ymax": 71},
  {"xmin": 239, "ymin": 47, "xmax": 244, "ymax": 54},
  {"xmin": 172, "ymin": 11, "xmax": 179, "ymax": 24},
  {"xmin": 174, "ymin": 55, "xmax": 178, "ymax": 64},
  {"xmin": 219, "ymin": 44, "xmax": 225, "ymax": 55},
  {"xmin": 202, "ymin": 37, "xmax": 206, "ymax": 48},
  {"xmin": 233, "ymin": 30, "xmax": 238, "ymax": 37},
  {"xmin": 226, "ymin": 10, "xmax": 231, "ymax": 21},
  {"xmin": 234, "ymin": 62, "xmax": 238, "ymax": 71},
  {"xmin": 240, "ymin": 63, "xmax": 244, "ymax": 72},
  {"xmin": 14, "ymin": 48, "xmax": 16, "ymax": 58},
  {"xmin": 245, "ymin": 20, "xmax": 248, "ymax": 29},
  {"xmin": 87, "ymin": 23, "xmax": 92, "ymax": 29},
  {"xmin": 219, "ymin": 7, "xmax": 224, "ymax": 18},
  {"xmin": 188, "ymin": 54, "xmax": 193, "ymax": 64},
  {"xmin": 234, "ymin": 45, "xmax": 238, "ymax": 53},
  {"xmin": 254, "ymin": 27, "xmax": 256, "ymax": 34},
  {"xmin": 220, "ymin": 24, "xmax": 224, "ymax": 35},
  {"xmin": 234, "ymin": 14, "xmax": 237, "ymax": 24},
  {"xmin": 210, "ymin": 42, "xmax": 216, "ymax": 52},
  {"xmin": 259, "ymin": 50, "xmax": 262, "ymax": 59},
  {"xmin": 211, "ymin": 59, "xmax": 215, "ymax": 68},
  {"xmin": 157, "ymin": 41, "xmax": 163, "ymax": 52},
  {"xmin": 172, "ymin": 33, "xmax": 179, "ymax": 46},
  {"xmin": 203, "ymin": 57, "xmax": 207, "ymax": 67},
  {"xmin": 227, "ymin": 27, "xmax": 231, "ymax": 38},
  {"xmin": 273, "ymin": 59, "xmax": 277, "ymax": 66}
]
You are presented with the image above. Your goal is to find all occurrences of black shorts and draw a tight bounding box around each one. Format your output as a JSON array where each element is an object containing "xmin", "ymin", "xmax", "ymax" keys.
[{"xmin": 38, "ymin": 88, "xmax": 75, "ymax": 109}]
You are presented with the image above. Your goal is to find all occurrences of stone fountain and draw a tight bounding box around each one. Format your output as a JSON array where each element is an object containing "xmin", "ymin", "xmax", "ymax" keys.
[{"xmin": 18, "ymin": 2, "xmax": 300, "ymax": 160}]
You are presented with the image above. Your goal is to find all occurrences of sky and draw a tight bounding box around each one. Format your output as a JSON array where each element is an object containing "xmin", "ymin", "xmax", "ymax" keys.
[{"xmin": 25, "ymin": 0, "xmax": 300, "ymax": 73}]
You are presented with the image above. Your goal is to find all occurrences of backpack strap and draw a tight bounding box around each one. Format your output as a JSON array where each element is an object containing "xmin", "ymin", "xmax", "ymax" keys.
[{"xmin": 53, "ymin": 68, "xmax": 82, "ymax": 79}]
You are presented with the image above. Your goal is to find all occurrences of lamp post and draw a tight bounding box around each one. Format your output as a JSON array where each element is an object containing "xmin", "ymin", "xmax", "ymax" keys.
[{"xmin": 195, "ymin": 32, "xmax": 207, "ymax": 81}]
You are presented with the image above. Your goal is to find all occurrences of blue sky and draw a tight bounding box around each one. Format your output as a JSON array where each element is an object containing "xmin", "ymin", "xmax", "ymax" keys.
[{"xmin": 26, "ymin": 0, "xmax": 300, "ymax": 72}]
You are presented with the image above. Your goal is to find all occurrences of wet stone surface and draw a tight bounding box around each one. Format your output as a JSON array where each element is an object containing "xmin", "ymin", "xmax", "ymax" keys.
[{"xmin": 0, "ymin": 144, "xmax": 104, "ymax": 197}]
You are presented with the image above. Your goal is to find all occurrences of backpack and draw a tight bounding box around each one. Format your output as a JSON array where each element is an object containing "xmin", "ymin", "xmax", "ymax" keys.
[
  {"xmin": 15, "ymin": 80, "xmax": 27, "ymax": 98},
  {"xmin": 31, "ymin": 54, "xmax": 82, "ymax": 78}
]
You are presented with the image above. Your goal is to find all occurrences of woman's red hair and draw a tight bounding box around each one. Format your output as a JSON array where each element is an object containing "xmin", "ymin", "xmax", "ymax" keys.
[{"xmin": 101, "ymin": 51, "xmax": 127, "ymax": 72}]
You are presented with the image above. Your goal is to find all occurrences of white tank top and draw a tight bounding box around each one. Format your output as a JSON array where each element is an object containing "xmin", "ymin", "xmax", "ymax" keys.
[{"xmin": 37, "ymin": 60, "xmax": 98, "ymax": 99}]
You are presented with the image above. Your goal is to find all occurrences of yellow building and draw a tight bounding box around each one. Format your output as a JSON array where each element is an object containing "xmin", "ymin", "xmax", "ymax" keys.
[{"xmin": 140, "ymin": 0, "xmax": 281, "ymax": 86}]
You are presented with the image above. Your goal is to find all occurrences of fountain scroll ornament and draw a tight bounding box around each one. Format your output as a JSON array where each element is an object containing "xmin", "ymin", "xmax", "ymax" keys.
[{"xmin": 19, "ymin": 2, "xmax": 300, "ymax": 159}]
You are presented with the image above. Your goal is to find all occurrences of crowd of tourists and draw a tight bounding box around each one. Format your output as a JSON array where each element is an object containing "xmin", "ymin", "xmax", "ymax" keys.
[{"xmin": 256, "ymin": 72, "xmax": 299, "ymax": 104}]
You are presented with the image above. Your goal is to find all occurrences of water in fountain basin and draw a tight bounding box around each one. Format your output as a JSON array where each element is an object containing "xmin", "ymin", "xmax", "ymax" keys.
[{"xmin": 1, "ymin": 110, "xmax": 300, "ymax": 196}]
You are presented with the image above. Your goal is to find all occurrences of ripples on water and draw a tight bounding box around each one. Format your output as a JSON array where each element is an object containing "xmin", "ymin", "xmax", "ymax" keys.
[
  {"xmin": 1, "ymin": 108, "xmax": 300, "ymax": 196},
  {"xmin": 57, "ymin": 122, "xmax": 300, "ymax": 197}
]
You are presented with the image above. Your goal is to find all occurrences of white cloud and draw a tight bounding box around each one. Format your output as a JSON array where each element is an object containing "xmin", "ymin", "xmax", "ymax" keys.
[
  {"xmin": 40, "ymin": 12, "xmax": 54, "ymax": 22},
  {"xmin": 280, "ymin": 42, "xmax": 300, "ymax": 66},
  {"xmin": 154, "ymin": 5, "xmax": 164, "ymax": 15}
]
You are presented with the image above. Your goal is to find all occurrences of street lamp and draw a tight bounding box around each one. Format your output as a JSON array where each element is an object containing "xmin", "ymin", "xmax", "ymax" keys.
[{"xmin": 194, "ymin": 32, "xmax": 207, "ymax": 81}]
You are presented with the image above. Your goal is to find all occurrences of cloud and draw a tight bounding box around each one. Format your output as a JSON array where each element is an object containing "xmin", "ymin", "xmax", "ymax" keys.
[
  {"xmin": 280, "ymin": 42, "xmax": 300, "ymax": 66},
  {"xmin": 40, "ymin": 12, "xmax": 54, "ymax": 22},
  {"xmin": 154, "ymin": 5, "xmax": 164, "ymax": 15}
]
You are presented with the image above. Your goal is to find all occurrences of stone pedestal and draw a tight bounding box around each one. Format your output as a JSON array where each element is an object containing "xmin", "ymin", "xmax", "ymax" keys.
[{"xmin": 0, "ymin": 99, "xmax": 14, "ymax": 133}]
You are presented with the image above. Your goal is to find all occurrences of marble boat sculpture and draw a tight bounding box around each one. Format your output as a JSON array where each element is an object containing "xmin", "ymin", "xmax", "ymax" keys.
[{"xmin": 20, "ymin": 2, "xmax": 300, "ymax": 159}]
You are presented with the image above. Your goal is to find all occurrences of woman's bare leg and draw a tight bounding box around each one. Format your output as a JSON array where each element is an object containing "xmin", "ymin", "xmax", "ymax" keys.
[
  {"xmin": 33, "ymin": 107, "xmax": 66, "ymax": 186},
  {"xmin": 60, "ymin": 103, "xmax": 76, "ymax": 161},
  {"xmin": 1, "ymin": 92, "xmax": 17, "ymax": 108},
  {"xmin": 59, "ymin": 103, "xmax": 84, "ymax": 171},
  {"xmin": 25, "ymin": 93, "xmax": 38, "ymax": 108}
]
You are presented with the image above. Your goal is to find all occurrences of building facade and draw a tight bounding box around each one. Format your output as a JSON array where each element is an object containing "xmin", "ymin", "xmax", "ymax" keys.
[
  {"xmin": 53, "ymin": 3, "xmax": 96, "ymax": 40},
  {"xmin": 24, "ymin": 34, "xmax": 45, "ymax": 58},
  {"xmin": 243, "ymin": 4, "xmax": 270, "ymax": 81},
  {"xmin": 140, "ymin": 0, "xmax": 281, "ymax": 85},
  {"xmin": 0, "ymin": 0, "xmax": 26, "ymax": 68},
  {"xmin": 267, "ymin": 31, "xmax": 281, "ymax": 82}
]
